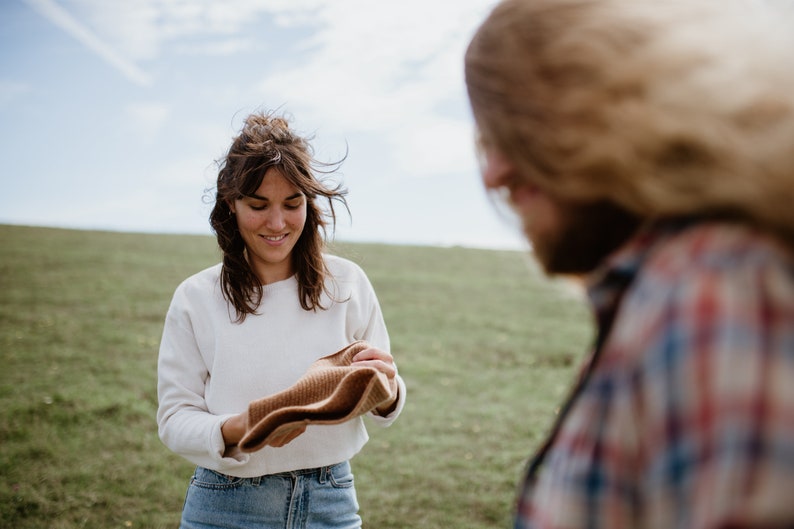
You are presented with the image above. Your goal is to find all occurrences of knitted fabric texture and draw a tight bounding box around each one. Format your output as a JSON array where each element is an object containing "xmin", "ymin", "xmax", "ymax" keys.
[{"xmin": 238, "ymin": 341, "xmax": 393, "ymax": 452}]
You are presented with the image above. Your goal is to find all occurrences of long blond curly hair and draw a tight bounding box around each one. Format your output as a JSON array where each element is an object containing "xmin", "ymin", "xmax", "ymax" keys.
[{"xmin": 465, "ymin": 0, "xmax": 794, "ymax": 244}]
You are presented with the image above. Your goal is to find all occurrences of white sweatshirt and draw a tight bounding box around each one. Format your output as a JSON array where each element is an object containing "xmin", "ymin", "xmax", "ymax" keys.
[{"xmin": 157, "ymin": 254, "xmax": 406, "ymax": 477}]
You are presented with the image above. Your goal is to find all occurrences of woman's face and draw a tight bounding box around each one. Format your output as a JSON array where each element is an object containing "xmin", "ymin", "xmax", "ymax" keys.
[{"xmin": 230, "ymin": 167, "xmax": 307, "ymax": 284}]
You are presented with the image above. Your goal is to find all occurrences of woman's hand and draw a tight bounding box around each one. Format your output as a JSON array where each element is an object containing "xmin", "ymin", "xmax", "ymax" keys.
[
  {"xmin": 352, "ymin": 346, "xmax": 400, "ymax": 416},
  {"xmin": 221, "ymin": 413, "xmax": 247, "ymax": 448}
]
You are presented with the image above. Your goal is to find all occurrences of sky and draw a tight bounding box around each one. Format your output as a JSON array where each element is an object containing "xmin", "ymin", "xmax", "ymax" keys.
[{"xmin": 0, "ymin": 0, "xmax": 528, "ymax": 250}]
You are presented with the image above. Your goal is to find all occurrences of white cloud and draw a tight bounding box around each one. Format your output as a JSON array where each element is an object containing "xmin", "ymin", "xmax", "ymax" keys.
[
  {"xmin": 125, "ymin": 101, "xmax": 171, "ymax": 137},
  {"xmin": 174, "ymin": 37, "xmax": 253, "ymax": 56},
  {"xmin": 0, "ymin": 81, "xmax": 31, "ymax": 107},
  {"xmin": 24, "ymin": 0, "xmax": 153, "ymax": 86},
  {"xmin": 256, "ymin": 0, "xmax": 496, "ymax": 177},
  {"xmin": 66, "ymin": 0, "xmax": 277, "ymax": 60},
  {"xmin": 8, "ymin": 0, "xmax": 518, "ymax": 247},
  {"xmin": 391, "ymin": 117, "xmax": 478, "ymax": 178}
]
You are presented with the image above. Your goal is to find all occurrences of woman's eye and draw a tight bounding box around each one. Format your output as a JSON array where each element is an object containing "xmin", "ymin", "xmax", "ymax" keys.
[{"xmin": 249, "ymin": 204, "xmax": 267, "ymax": 211}]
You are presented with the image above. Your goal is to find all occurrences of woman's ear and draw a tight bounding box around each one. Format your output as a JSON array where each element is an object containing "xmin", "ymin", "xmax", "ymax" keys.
[{"xmin": 227, "ymin": 200, "xmax": 236, "ymax": 214}]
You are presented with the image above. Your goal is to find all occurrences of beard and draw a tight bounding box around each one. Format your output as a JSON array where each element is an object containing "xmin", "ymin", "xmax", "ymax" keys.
[{"xmin": 528, "ymin": 200, "xmax": 640, "ymax": 275}]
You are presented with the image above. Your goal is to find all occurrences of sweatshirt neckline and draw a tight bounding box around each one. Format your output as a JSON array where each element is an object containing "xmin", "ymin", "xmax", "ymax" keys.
[{"xmin": 261, "ymin": 274, "xmax": 298, "ymax": 292}]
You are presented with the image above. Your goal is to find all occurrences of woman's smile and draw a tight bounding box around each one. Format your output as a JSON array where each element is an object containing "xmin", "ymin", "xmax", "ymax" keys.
[
  {"xmin": 230, "ymin": 167, "xmax": 307, "ymax": 284},
  {"xmin": 261, "ymin": 233, "xmax": 290, "ymax": 244}
]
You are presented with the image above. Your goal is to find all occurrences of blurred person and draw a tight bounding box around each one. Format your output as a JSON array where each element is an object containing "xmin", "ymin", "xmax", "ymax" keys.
[
  {"xmin": 157, "ymin": 110, "xmax": 406, "ymax": 529},
  {"xmin": 465, "ymin": 0, "xmax": 794, "ymax": 528}
]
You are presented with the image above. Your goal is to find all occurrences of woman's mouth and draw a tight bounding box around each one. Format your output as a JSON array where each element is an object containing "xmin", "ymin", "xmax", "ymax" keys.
[{"xmin": 261, "ymin": 234, "xmax": 289, "ymax": 245}]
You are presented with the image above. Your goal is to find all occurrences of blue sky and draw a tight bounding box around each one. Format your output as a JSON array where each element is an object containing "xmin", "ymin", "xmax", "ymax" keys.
[{"xmin": 0, "ymin": 0, "xmax": 527, "ymax": 249}]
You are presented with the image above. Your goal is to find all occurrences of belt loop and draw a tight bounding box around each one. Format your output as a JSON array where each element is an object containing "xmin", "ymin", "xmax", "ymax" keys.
[
  {"xmin": 252, "ymin": 475, "xmax": 262, "ymax": 486},
  {"xmin": 319, "ymin": 465, "xmax": 328, "ymax": 484}
]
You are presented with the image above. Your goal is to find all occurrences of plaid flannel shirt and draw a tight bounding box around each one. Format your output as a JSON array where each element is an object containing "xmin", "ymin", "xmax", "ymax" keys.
[{"xmin": 515, "ymin": 221, "xmax": 794, "ymax": 529}]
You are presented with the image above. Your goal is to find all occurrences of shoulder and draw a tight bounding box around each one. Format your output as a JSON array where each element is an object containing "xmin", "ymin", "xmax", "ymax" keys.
[
  {"xmin": 614, "ymin": 222, "xmax": 794, "ymax": 349},
  {"xmin": 172, "ymin": 263, "xmax": 223, "ymax": 301},
  {"xmin": 322, "ymin": 254, "xmax": 379, "ymax": 302},
  {"xmin": 638, "ymin": 221, "xmax": 794, "ymax": 289},
  {"xmin": 324, "ymin": 253, "xmax": 369, "ymax": 281}
]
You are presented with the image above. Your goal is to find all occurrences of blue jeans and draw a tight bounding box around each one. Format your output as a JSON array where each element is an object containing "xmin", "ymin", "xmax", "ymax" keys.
[{"xmin": 180, "ymin": 461, "xmax": 361, "ymax": 529}]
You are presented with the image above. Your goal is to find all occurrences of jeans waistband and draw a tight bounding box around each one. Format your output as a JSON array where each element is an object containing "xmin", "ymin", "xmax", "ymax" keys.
[
  {"xmin": 246, "ymin": 461, "xmax": 344, "ymax": 485},
  {"xmin": 271, "ymin": 464, "xmax": 333, "ymax": 478}
]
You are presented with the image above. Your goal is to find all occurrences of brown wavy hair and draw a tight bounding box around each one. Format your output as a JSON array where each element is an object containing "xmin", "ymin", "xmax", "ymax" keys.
[
  {"xmin": 209, "ymin": 111, "xmax": 349, "ymax": 322},
  {"xmin": 465, "ymin": 0, "xmax": 794, "ymax": 245}
]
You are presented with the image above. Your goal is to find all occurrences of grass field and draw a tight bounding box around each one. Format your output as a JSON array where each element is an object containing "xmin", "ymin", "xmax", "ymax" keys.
[{"xmin": 0, "ymin": 224, "xmax": 592, "ymax": 528}]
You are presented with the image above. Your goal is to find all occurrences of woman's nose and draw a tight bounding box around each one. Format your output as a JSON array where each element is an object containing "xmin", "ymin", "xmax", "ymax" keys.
[
  {"xmin": 266, "ymin": 209, "xmax": 286, "ymax": 230},
  {"xmin": 481, "ymin": 148, "xmax": 515, "ymax": 190}
]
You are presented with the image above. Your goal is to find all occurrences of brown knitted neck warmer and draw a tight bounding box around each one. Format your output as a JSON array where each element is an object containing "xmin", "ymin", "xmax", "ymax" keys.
[{"xmin": 238, "ymin": 341, "xmax": 393, "ymax": 452}]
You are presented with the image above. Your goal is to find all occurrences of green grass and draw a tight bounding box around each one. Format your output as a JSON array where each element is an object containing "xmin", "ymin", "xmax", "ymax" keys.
[{"xmin": 0, "ymin": 224, "xmax": 592, "ymax": 528}]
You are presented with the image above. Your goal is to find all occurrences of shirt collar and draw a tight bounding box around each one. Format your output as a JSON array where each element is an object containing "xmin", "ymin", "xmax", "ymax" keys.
[{"xmin": 585, "ymin": 218, "xmax": 695, "ymax": 330}]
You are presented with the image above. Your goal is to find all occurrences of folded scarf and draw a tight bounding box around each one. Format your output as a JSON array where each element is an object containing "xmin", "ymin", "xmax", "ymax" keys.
[{"xmin": 238, "ymin": 341, "xmax": 394, "ymax": 452}]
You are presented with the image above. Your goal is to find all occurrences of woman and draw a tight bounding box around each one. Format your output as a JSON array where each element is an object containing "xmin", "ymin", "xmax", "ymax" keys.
[{"xmin": 157, "ymin": 111, "xmax": 406, "ymax": 529}]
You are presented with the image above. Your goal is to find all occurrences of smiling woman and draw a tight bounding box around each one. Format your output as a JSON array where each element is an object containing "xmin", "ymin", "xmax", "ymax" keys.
[
  {"xmin": 156, "ymin": 110, "xmax": 407, "ymax": 529},
  {"xmin": 210, "ymin": 113, "xmax": 349, "ymax": 320},
  {"xmin": 229, "ymin": 169, "xmax": 308, "ymax": 287}
]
